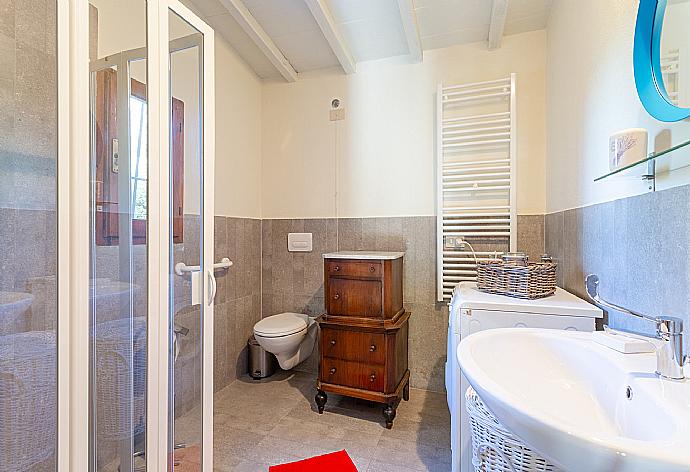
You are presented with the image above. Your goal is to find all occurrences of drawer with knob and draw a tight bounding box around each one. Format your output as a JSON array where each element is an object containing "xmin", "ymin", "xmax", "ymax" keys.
[
  {"xmin": 321, "ymin": 358, "xmax": 385, "ymax": 392},
  {"xmin": 321, "ymin": 328, "xmax": 385, "ymax": 364},
  {"xmin": 327, "ymin": 278, "xmax": 383, "ymax": 318},
  {"xmin": 325, "ymin": 260, "xmax": 382, "ymax": 279}
]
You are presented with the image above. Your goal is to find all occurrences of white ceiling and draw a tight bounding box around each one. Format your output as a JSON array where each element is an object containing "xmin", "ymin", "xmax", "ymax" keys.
[
  {"xmin": 243, "ymin": 0, "xmax": 340, "ymax": 71},
  {"xmin": 182, "ymin": 0, "xmax": 552, "ymax": 80},
  {"xmin": 329, "ymin": 0, "xmax": 409, "ymax": 62}
]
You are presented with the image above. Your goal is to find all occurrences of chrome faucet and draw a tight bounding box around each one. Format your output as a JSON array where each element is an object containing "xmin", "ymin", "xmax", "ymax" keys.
[{"xmin": 585, "ymin": 274, "xmax": 688, "ymax": 380}]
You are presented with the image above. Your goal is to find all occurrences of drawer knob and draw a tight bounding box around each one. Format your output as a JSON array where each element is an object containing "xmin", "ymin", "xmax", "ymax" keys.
[
  {"xmin": 333, "ymin": 293, "xmax": 340, "ymax": 300},
  {"xmin": 330, "ymin": 339, "xmax": 336, "ymax": 346},
  {"xmin": 369, "ymin": 345, "xmax": 377, "ymax": 352},
  {"xmin": 330, "ymin": 368, "xmax": 337, "ymax": 375},
  {"xmin": 370, "ymin": 374, "xmax": 376, "ymax": 382},
  {"xmin": 334, "ymin": 266, "xmax": 340, "ymax": 272},
  {"xmin": 369, "ymin": 266, "xmax": 375, "ymax": 273}
]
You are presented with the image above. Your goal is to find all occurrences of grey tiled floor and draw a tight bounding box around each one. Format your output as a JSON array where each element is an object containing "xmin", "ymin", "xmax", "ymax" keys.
[{"xmin": 211, "ymin": 371, "xmax": 451, "ymax": 472}]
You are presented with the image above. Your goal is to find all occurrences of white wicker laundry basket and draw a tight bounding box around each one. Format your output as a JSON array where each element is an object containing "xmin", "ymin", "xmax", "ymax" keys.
[
  {"xmin": 0, "ymin": 331, "xmax": 57, "ymax": 471},
  {"xmin": 465, "ymin": 387, "xmax": 562, "ymax": 472},
  {"xmin": 94, "ymin": 317, "xmax": 147, "ymax": 441}
]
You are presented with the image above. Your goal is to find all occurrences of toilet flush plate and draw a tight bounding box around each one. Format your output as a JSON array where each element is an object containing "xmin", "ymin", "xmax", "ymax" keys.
[{"xmin": 288, "ymin": 233, "xmax": 312, "ymax": 252}]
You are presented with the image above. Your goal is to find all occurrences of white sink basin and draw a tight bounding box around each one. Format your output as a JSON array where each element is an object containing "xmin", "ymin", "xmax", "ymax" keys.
[{"xmin": 458, "ymin": 328, "xmax": 690, "ymax": 472}]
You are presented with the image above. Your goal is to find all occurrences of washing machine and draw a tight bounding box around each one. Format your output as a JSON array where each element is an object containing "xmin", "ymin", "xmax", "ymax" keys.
[{"xmin": 446, "ymin": 282, "xmax": 603, "ymax": 472}]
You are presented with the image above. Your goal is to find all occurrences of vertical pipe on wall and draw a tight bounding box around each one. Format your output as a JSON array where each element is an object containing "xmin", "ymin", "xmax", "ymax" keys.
[
  {"xmin": 334, "ymin": 118, "xmax": 340, "ymax": 247},
  {"xmin": 435, "ymin": 83, "xmax": 444, "ymax": 302},
  {"xmin": 509, "ymin": 73, "xmax": 518, "ymax": 252}
]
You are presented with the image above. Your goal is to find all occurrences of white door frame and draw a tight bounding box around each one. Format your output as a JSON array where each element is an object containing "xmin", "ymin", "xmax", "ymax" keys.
[
  {"xmin": 59, "ymin": 1, "xmax": 215, "ymax": 470},
  {"xmin": 156, "ymin": 1, "xmax": 215, "ymax": 469},
  {"xmin": 61, "ymin": 0, "xmax": 91, "ymax": 470}
]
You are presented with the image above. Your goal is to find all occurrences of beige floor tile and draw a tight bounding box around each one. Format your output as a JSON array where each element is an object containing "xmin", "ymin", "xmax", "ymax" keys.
[
  {"xmin": 366, "ymin": 460, "xmax": 426, "ymax": 472},
  {"xmin": 381, "ymin": 416, "xmax": 451, "ymax": 448},
  {"xmin": 240, "ymin": 439, "xmax": 306, "ymax": 467},
  {"xmin": 396, "ymin": 388, "xmax": 450, "ymax": 423},
  {"xmin": 215, "ymin": 411, "xmax": 276, "ymax": 435},
  {"xmin": 350, "ymin": 455, "xmax": 372, "ymax": 471},
  {"xmin": 247, "ymin": 435, "xmax": 334, "ymax": 462},
  {"xmin": 213, "ymin": 453, "xmax": 270, "ymax": 472},
  {"xmin": 211, "ymin": 450, "xmax": 244, "ymax": 471},
  {"xmin": 286, "ymin": 399, "xmax": 385, "ymax": 436},
  {"xmin": 201, "ymin": 372, "xmax": 451, "ymax": 471},
  {"xmin": 217, "ymin": 459, "xmax": 271, "ymax": 472},
  {"xmin": 269, "ymin": 415, "xmax": 383, "ymax": 445},
  {"xmin": 373, "ymin": 437, "xmax": 451, "ymax": 471},
  {"xmin": 214, "ymin": 425, "xmax": 266, "ymax": 467}
]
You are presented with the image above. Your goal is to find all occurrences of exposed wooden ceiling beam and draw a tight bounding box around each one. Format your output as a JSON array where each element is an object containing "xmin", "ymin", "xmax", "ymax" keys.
[
  {"xmin": 219, "ymin": 0, "xmax": 299, "ymax": 82},
  {"xmin": 488, "ymin": 0, "xmax": 509, "ymax": 50},
  {"xmin": 396, "ymin": 0, "xmax": 423, "ymax": 62},
  {"xmin": 304, "ymin": 0, "xmax": 356, "ymax": 74}
]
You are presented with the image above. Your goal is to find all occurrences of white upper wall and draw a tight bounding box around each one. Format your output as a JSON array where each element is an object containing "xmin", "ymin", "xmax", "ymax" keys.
[
  {"xmin": 546, "ymin": 0, "xmax": 690, "ymax": 213},
  {"xmin": 261, "ymin": 30, "xmax": 547, "ymax": 219},
  {"xmin": 214, "ymin": 34, "xmax": 263, "ymax": 218}
]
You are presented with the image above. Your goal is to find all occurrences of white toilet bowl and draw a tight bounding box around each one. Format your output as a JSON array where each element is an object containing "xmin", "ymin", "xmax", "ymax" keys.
[{"xmin": 253, "ymin": 312, "xmax": 318, "ymax": 370}]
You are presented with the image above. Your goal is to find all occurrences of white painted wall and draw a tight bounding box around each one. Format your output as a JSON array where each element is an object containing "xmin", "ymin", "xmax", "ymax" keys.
[
  {"xmin": 261, "ymin": 30, "xmax": 548, "ymax": 219},
  {"xmin": 213, "ymin": 35, "xmax": 262, "ymax": 218},
  {"xmin": 546, "ymin": 0, "xmax": 690, "ymax": 213}
]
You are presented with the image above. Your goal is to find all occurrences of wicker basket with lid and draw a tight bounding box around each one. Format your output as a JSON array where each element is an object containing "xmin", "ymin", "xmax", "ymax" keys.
[{"xmin": 476, "ymin": 253, "xmax": 557, "ymax": 300}]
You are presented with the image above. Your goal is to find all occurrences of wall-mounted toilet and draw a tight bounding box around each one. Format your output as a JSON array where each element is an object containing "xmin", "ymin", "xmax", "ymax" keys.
[{"xmin": 252, "ymin": 312, "xmax": 318, "ymax": 370}]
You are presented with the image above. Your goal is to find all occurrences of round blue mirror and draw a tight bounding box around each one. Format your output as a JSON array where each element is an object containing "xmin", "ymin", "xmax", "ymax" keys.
[{"xmin": 634, "ymin": 0, "xmax": 690, "ymax": 122}]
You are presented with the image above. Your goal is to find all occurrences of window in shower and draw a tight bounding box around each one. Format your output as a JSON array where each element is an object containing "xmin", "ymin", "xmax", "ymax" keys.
[
  {"xmin": 93, "ymin": 71, "xmax": 185, "ymax": 246},
  {"xmin": 130, "ymin": 91, "xmax": 148, "ymax": 221}
]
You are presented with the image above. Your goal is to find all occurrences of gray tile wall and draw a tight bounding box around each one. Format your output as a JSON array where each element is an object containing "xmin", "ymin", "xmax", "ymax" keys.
[
  {"xmin": 259, "ymin": 215, "xmax": 545, "ymax": 392},
  {"xmin": 0, "ymin": 0, "xmax": 57, "ymax": 211},
  {"xmin": 545, "ymin": 185, "xmax": 690, "ymax": 353},
  {"xmin": 213, "ymin": 216, "xmax": 262, "ymax": 392}
]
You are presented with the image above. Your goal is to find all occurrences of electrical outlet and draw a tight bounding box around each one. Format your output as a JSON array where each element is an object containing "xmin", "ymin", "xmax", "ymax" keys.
[
  {"xmin": 329, "ymin": 108, "xmax": 345, "ymax": 121},
  {"xmin": 444, "ymin": 235, "xmax": 465, "ymax": 249}
]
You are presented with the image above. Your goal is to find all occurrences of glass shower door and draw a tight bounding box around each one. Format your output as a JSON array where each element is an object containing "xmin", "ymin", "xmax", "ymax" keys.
[
  {"xmin": 0, "ymin": 1, "xmax": 59, "ymax": 470},
  {"xmin": 88, "ymin": 2, "xmax": 150, "ymax": 469},
  {"xmin": 86, "ymin": 1, "xmax": 215, "ymax": 470},
  {"xmin": 166, "ymin": 5, "xmax": 215, "ymax": 470}
]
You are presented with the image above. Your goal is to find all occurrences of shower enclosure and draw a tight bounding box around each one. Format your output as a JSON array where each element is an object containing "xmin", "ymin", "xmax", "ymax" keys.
[
  {"xmin": 0, "ymin": 1, "xmax": 216, "ymax": 470},
  {"xmin": 0, "ymin": 2, "xmax": 59, "ymax": 470}
]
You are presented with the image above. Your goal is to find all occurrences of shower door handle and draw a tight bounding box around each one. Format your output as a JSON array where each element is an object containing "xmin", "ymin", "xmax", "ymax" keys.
[{"xmin": 207, "ymin": 270, "xmax": 217, "ymax": 306}]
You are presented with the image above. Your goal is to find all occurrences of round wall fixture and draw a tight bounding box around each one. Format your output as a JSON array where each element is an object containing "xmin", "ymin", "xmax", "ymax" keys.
[{"xmin": 634, "ymin": 0, "xmax": 690, "ymax": 122}]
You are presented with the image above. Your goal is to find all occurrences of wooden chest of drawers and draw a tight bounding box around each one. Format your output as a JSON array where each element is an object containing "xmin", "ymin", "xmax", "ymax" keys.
[{"xmin": 316, "ymin": 252, "xmax": 410, "ymax": 429}]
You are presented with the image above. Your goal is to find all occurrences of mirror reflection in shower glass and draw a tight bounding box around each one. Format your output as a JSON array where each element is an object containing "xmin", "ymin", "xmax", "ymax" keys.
[
  {"xmin": 0, "ymin": 1, "xmax": 58, "ymax": 471},
  {"xmin": 88, "ymin": 0, "xmax": 149, "ymax": 470}
]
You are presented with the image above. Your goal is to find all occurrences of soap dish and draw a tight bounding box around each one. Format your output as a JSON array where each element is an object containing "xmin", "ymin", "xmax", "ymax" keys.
[{"xmin": 592, "ymin": 330, "xmax": 656, "ymax": 354}]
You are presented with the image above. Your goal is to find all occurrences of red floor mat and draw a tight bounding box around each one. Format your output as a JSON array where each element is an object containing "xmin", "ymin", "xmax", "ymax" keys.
[{"xmin": 269, "ymin": 450, "xmax": 358, "ymax": 472}]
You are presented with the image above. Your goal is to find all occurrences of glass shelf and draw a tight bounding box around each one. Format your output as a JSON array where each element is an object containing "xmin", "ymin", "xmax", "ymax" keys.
[{"xmin": 595, "ymin": 138, "xmax": 690, "ymax": 181}]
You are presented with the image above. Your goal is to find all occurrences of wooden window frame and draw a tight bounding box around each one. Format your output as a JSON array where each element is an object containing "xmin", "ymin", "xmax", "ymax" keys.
[{"xmin": 94, "ymin": 70, "xmax": 184, "ymax": 246}]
